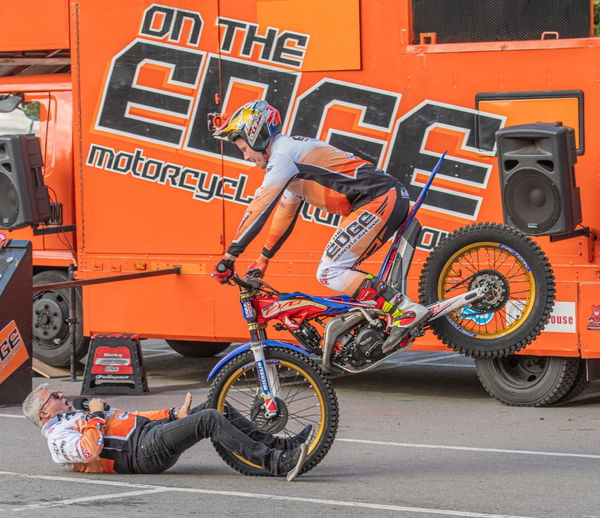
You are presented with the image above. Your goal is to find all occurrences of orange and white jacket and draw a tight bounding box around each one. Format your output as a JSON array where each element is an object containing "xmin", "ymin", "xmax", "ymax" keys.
[
  {"xmin": 41, "ymin": 407, "xmax": 170, "ymax": 473},
  {"xmin": 227, "ymin": 134, "xmax": 402, "ymax": 258}
]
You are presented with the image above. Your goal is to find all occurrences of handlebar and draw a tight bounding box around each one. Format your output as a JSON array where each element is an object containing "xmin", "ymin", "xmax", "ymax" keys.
[
  {"xmin": 226, "ymin": 273, "xmax": 264, "ymax": 291},
  {"xmin": 212, "ymin": 271, "xmax": 278, "ymax": 293}
]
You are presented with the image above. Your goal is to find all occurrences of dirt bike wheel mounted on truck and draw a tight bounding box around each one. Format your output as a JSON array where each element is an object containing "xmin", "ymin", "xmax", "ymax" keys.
[
  {"xmin": 207, "ymin": 347, "xmax": 338, "ymax": 476},
  {"xmin": 419, "ymin": 223, "xmax": 556, "ymax": 358}
]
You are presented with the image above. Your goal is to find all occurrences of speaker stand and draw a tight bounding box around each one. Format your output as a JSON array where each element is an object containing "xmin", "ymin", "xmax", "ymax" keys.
[
  {"xmin": 549, "ymin": 226, "xmax": 591, "ymax": 242},
  {"xmin": 33, "ymin": 224, "xmax": 76, "ymax": 236}
]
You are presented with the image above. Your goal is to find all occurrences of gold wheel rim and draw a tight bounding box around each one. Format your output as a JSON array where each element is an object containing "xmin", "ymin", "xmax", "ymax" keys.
[
  {"xmin": 216, "ymin": 358, "xmax": 326, "ymax": 469},
  {"xmin": 438, "ymin": 242, "xmax": 535, "ymax": 339}
]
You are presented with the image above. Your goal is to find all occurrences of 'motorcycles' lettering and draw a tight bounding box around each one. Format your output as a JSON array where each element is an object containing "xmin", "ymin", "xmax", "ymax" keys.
[{"xmin": 86, "ymin": 144, "xmax": 253, "ymax": 206}]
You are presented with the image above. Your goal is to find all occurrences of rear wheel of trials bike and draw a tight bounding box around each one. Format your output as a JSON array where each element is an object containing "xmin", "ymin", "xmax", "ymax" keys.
[
  {"xmin": 418, "ymin": 223, "xmax": 555, "ymax": 358},
  {"xmin": 207, "ymin": 347, "xmax": 338, "ymax": 476}
]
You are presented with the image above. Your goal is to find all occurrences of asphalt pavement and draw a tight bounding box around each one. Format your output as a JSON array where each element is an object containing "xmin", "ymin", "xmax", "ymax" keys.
[{"xmin": 1, "ymin": 341, "xmax": 599, "ymax": 518}]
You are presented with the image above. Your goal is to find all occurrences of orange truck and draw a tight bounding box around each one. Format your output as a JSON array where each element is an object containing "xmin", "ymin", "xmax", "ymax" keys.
[{"xmin": 1, "ymin": 0, "xmax": 599, "ymax": 405}]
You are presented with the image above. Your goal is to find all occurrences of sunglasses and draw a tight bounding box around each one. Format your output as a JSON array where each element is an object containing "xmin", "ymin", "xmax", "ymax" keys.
[{"xmin": 40, "ymin": 391, "xmax": 63, "ymax": 412}]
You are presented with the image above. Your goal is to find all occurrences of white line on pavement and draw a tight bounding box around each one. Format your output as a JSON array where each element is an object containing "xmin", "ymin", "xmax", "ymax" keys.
[
  {"xmin": 6, "ymin": 488, "xmax": 171, "ymax": 513},
  {"xmin": 337, "ymin": 438, "xmax": 600, "ymax": 459},
  {"xmin": 0, "ymin": 471, "xmax": 535, "ymax": 518},
  {"xmin": 0, "ymin": 414, "xmax": 24, "ymax": 419}
]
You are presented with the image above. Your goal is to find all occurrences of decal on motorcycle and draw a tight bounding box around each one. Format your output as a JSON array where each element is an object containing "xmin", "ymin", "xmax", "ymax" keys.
[
  {"xmin": 241, "ymin": 300, "xmax": 257, "ymax": 320},
  {"xmin": 498, "ymin": 244, "xmax": 531, "ymax": 272},
  {"xmin": 261, "ymin": 298, "xmax": 328, "ymax": 319},
  {"xmin": 457, "ymin": 306, "xmax": 494, "ymax": 325},
  {"xmin": 255, "ymin": 359, "xmax": 271, "ymax": 394},
  {"xmin": 446, "ymin": 314, "xmax": 477, "ymax": 337}
]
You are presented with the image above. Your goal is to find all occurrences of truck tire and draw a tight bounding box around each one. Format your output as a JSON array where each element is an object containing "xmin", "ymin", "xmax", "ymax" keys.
[
  {"xmin": 32, "ymin": 269, "xmax": 89, "ymax": 367},
  {"xmin": 475, "ymin": 355, "xmax": 581, "ymax": 406},
  {"xmin": 166, "ymin": 339, "xmax": 230, "ymax": 357},
  {"xmin": 554, "ymin": 360, "xmax": 589, "ymax": 405}
]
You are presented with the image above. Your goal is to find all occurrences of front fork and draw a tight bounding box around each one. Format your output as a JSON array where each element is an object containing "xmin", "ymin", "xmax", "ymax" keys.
[
  {"xmin": 249, "ymin": 340, "xmax": 281, "ymax": 418},
  {"xmin": 241, "ymin": 289, "xmax": 280, "ymax": 419}
]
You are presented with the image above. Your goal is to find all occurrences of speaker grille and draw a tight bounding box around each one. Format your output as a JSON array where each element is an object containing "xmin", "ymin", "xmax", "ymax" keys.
[
  {"xmin": 504, "ymin": 169, "xmax": 561, "ymax": 234},
  {"xmin": 0, "ymin": 174, "xmax": 19, "ymax": 228}
]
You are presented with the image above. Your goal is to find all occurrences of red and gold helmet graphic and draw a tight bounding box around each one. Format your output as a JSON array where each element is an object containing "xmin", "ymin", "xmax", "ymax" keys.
[{"xmin": 212, "ymin": 100, "xmax": 282, "ymax": 152}]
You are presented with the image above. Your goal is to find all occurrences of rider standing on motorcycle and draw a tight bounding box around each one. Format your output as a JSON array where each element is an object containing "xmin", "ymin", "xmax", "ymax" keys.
[{"xmin": 213, "ymin": 100, "xmax": 430, "ymax": 350}]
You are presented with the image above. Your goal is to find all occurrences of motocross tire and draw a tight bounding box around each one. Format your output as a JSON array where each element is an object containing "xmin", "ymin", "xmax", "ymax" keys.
[
  {"xmin": 475, "ymin": 355, "xmax": 582, "ymax": 407},
  {"xmin": 207, "ymin": 347, "xmax": 338, "ymax": 477},
  {"xmin": 32, "ymin": 269, "xmax": 89, "ymax": 367},
  {"xmin": 166, "ymin": 340, "xmax": 230, "ymax": 357},
  {"xmin": 418, "ymin": 223, "xmax": 555, "ymax": 358}
]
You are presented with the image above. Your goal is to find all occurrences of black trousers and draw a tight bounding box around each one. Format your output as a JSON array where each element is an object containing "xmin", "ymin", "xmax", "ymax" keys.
[{"xmin": 132, "ymin": 402, "xmax": 283, "ymax": 474}]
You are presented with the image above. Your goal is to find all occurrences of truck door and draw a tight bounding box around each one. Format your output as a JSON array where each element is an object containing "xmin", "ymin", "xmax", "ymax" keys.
[{"xmin": 75, "ymin": 0, "xmax": 224, "ymax": 258}]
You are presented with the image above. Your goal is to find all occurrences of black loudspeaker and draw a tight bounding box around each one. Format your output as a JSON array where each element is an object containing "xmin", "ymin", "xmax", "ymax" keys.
[
  {"xmin": 0, "ymin": 240, "xmax": 32, "ymax": 406},
  {"xmin": 496, "ymin": 123, "xmax": 582, "ymax": 236},
  {"xmin": 0, "ymin": 134, "xmax": 51, "ymax": 230}
]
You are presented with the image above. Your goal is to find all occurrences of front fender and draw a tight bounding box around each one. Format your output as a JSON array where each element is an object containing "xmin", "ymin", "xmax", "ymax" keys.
[{"xmin": 207, "ymin": 340, "xmax": 309, "ymax": 381}]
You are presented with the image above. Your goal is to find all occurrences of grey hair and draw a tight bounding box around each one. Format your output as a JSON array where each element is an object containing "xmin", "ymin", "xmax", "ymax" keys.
[{"xmin": 22, "ymin": 383, "xmax": 49, "ymax": 427}]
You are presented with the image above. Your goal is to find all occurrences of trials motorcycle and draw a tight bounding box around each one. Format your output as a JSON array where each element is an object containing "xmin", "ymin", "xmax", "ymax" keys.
[{"xmin": 206, "ymin": 153, "xmax": 556, "ymax": 476}]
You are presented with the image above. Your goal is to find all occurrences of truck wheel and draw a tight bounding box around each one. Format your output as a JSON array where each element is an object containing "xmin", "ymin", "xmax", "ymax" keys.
[
  {"xmin": 32, "ymin": 269, "xmax": 89, "ymax": 367},
  {"xmin": 166, "ymin": 340, "xmax": 230, "ymax": 357},
  {"xmin": 554, "ymin": 360, "xmax": 589, "ymax": 404},
  {"xmin": 475, "ymin": 355, "xmax": 581, "ymax": 406}
]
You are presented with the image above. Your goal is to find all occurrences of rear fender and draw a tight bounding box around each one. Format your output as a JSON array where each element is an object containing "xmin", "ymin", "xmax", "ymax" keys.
[{"xmin": 207, "ymin": 340, "xmax": 309, "ymax": 381}]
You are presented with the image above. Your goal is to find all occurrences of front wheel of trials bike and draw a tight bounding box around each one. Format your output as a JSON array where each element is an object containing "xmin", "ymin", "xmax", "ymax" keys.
[
  {"xmin": 418, "ymin": 223, "xmax": 555, "ymax": 358},
  {"xmin": 207, "ymin": 347, "xmax": 338, "ymax": 476}
]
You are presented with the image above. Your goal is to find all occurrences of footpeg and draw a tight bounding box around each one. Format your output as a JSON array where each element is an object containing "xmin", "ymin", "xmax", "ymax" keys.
[{"xmin": 409, "ymin": 322, "xmax": 427, "ymax": 338}]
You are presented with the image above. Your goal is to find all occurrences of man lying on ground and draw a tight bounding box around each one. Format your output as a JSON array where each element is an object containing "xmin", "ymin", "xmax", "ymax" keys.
[{"xmin": 22, "ymin": 384, "xmax": 310, "ymax": 481}]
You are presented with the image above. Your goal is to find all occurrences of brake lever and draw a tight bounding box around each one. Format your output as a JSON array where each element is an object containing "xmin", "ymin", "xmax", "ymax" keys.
[{"xmin": 240, "ymin": 275, "xmax": 263, "ymax": 290}]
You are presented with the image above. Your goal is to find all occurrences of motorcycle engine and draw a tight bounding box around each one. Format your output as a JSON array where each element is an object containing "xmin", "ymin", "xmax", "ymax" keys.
[
  {"xmin": 333, "ymin": 317, "xmax": 387, "ymax": 367},
  {"xmin": 355, "ymin": 326, "xmax": 387, "ymax": 360}
]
